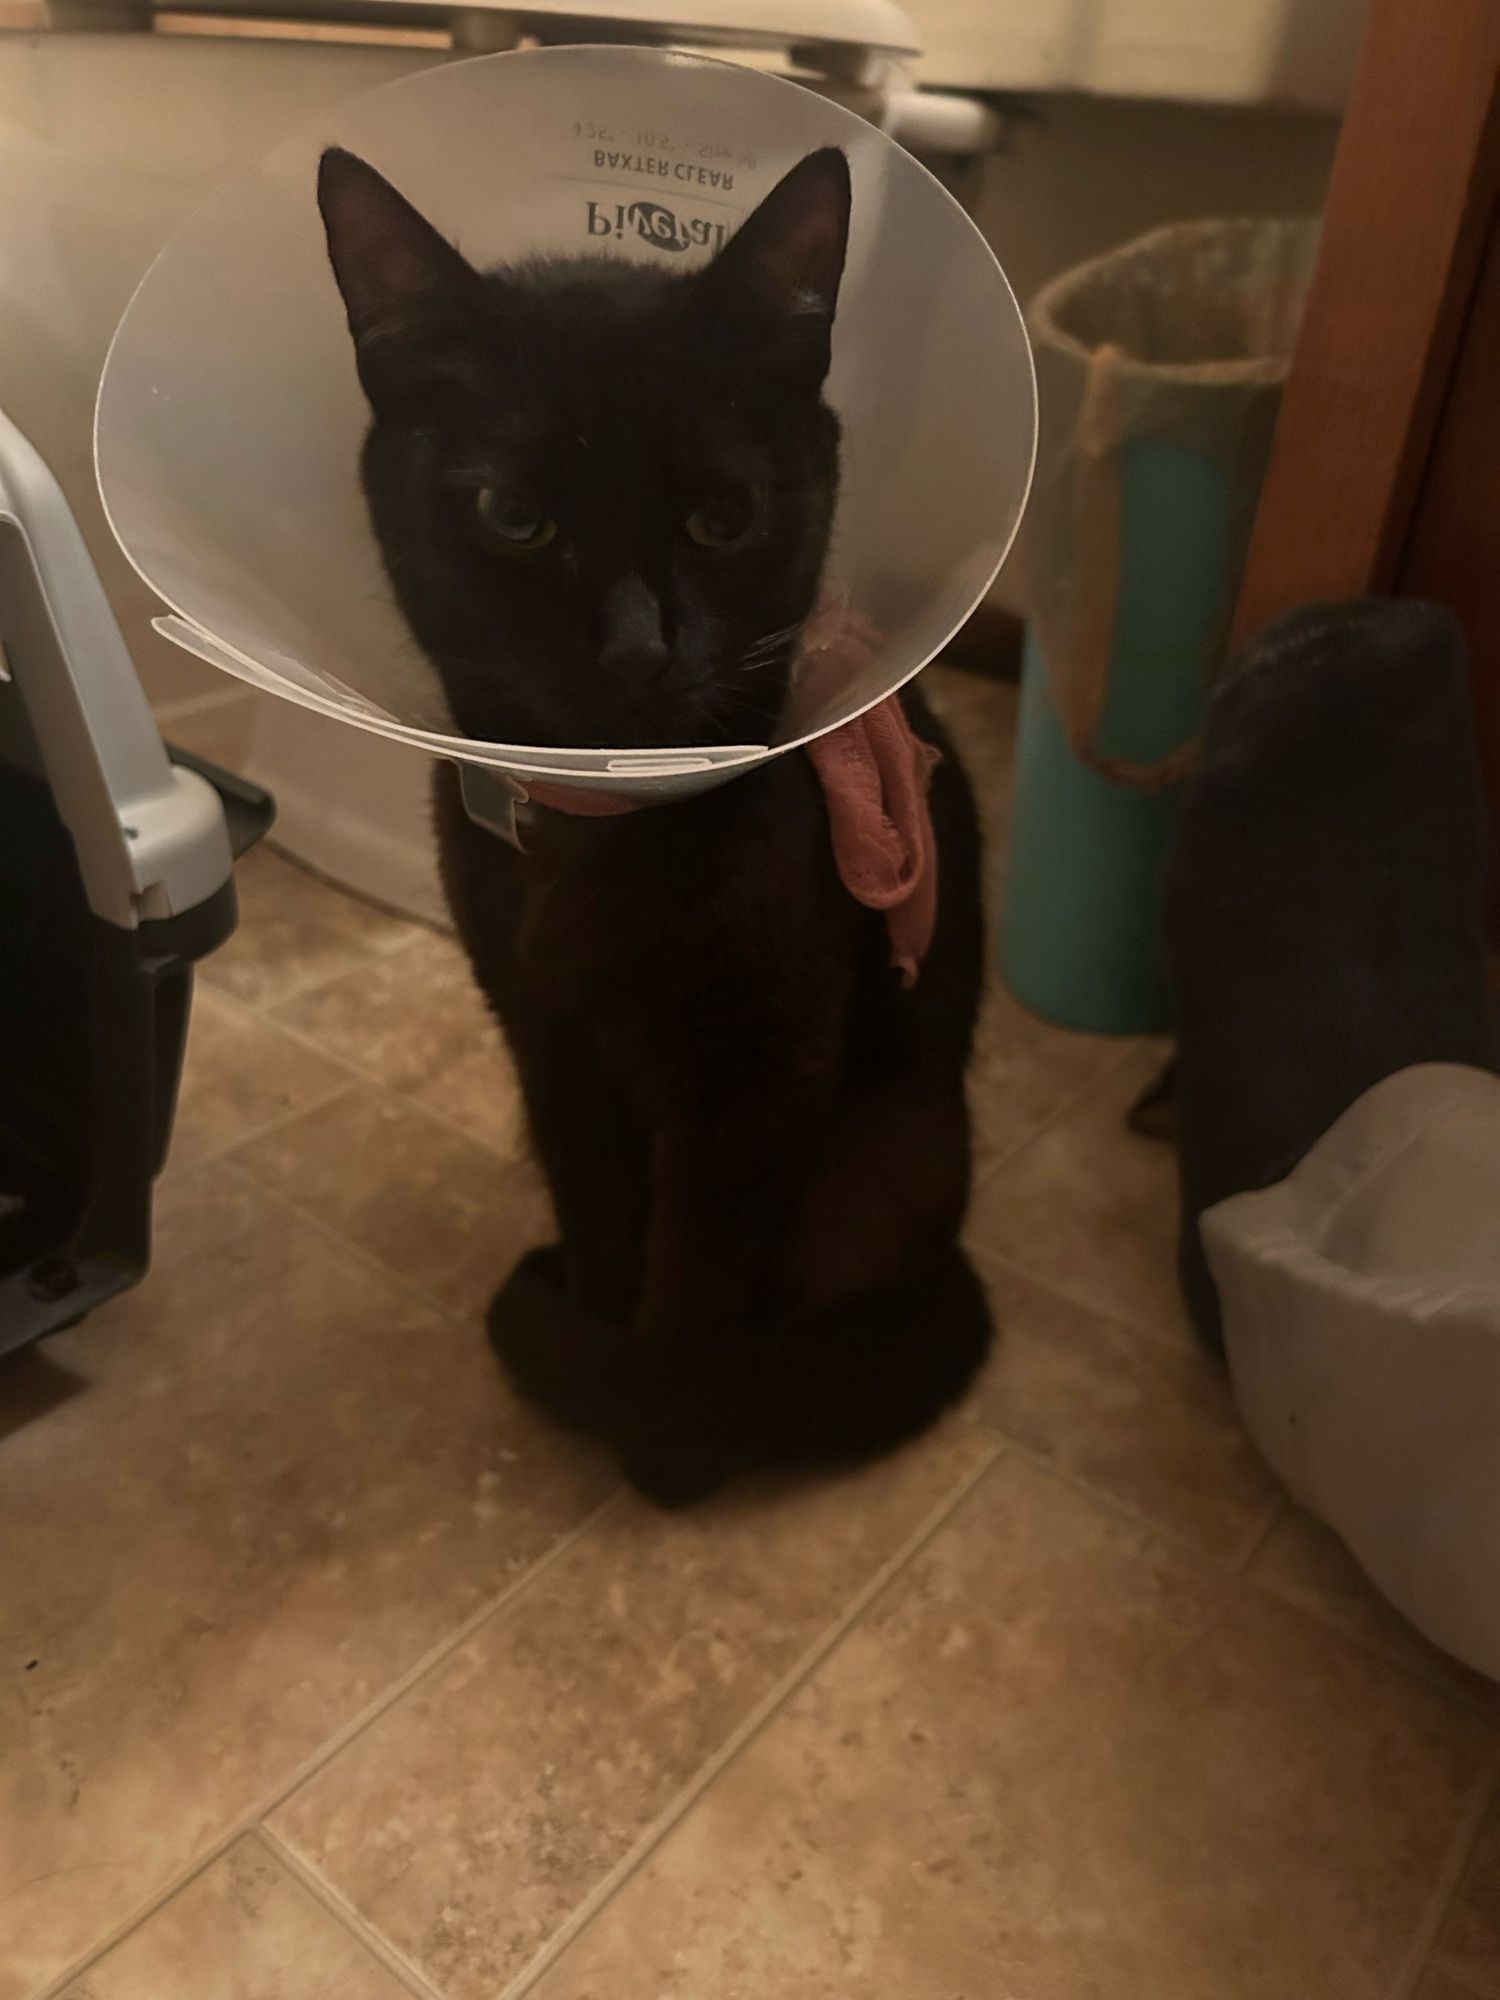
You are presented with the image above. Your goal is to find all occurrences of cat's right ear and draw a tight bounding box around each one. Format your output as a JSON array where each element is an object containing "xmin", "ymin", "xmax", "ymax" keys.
[
  {"xmin": 317, "ymin": 148, "xmax": 486, "ymax": 404},
  {"xmin": 694, "ymin": 148, "xmax": 851, "ymax": 398}
]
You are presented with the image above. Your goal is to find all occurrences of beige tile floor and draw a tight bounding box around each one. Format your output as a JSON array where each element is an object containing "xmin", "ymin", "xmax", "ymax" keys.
[{"xmin": 3, "ymin": 673, "xmax": 1497, "ymax": 2000}]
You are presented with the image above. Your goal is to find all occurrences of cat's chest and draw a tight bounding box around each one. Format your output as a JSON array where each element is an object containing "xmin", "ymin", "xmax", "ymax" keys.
[
  {"xmin": 437, "ymin": 757, "xmax": 853, "ymax": 1048},
  {"xmin": 521, "ymin": 770, "xmax": 846, "ymax": 1007}
]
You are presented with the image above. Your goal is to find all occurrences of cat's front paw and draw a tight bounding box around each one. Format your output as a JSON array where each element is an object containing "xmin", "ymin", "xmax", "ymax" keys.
[
  {"xmin": 618, "ymin": 1430, "xmax": 728, "ymax": 1510},
  {"xmin": 613, "ymin": 1358, "xmax": 730, "ymax": 1507},
  {"xmin": 490, "ymin": 1256, "xmax": 730, "ymax": 1504},
  {"xmin": 487, "ymin": 1246, "xmax": 618, "ymax": 1438}
]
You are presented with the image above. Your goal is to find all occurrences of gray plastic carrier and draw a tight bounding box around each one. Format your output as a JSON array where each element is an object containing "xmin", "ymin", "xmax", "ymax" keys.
[{"xmin": 0, "ymin": 407, "xmax": 266, "ymax": 1356}]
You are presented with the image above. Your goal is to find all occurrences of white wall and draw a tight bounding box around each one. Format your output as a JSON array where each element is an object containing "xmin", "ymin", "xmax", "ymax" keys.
[
  {"xmin": 977, "ymin": 91, "xmax": 1339, "ymax": 311},
  {"xmin": 907, "ymin": 0, "xmax": 1365, "ymax": 110},
  {"xmin": 0, "ymin": 36, "xmax": 442, "ymax": 700}
]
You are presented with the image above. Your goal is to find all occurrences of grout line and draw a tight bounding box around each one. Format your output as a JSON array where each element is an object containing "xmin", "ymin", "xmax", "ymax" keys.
[
  {"xmin": 251, "ymin": 1491, "xmax": 626, "ymax": 1821},
  {"xmin": 969, "ymin": 1419, "xmax": 1500, "ymax": 1730},
  {"xmin": 36, "ymin": 1491, "xmax": 624, "ymax": 2000},
  {"xmin": 969, "ymin": 1029, "xmax": 1148, "ymax": 1189},
  {"xmin": 183, "ymin": 1077, "xmax": 361, "ymax": 1172},
  {"xmin": 189, "ymin": 952, "xmax": 536, "ymax": 1177},
  {"xmin": 963, "ymin": 1043, "xmax": 1195, "ymax": 1359},
  {"xmin": 248, "ymin": 844, "xmax": 449, "ymax": 946},
  {"xmin": 969, "ymin": 1239, "xmax": 1195, "ymax": 1361},
  {"xmin": 369, "ymin": 925, "xmax": 446, "ymax": 959},
  {"xmin": 969, "ymin": 1243, "xmax": 1194, "ymax": 1360},
  {"xmin": 495, "ymin": 1437, "xmax": 1006, "ymax": 2000},
  {"xmin": 202, "ymin": 915, "xmax": 522, "ymax": 1265},
  {"xmin": 964, "ymin": 1414, "xmax": 1256, "ymax": 1576},
  {"xmin": 226, "ymin": 987, "xmax": 536, "ymax": 1173},
  {"xmin": 966, "ymin": 1253, "xmax": 1497, "ymax": 1720},
  {"xmin": 212, "ymin": 1154, "xmax": 507, "ymax": 1338},
  {"xmin": 204, "ymin": 991, "xmax": 403, "ymax": 1086},
  {"xmin": 254, "ymin": 1827, "xmax": 445, "ymax": 1999},
  {"xmin": 200, "ymin": 929, "xmax": 432, "ymax": 1018},
  {"xmin": 1391, "ymin": 1753, "xmax": 1500, "ymax": 2000},
  {"xmin": 180, "ymin": 870, "xmax": 543, "ymax": 1187},
  {"xmin": 1241, "ymin": 1563, "xmax": 1500, "ymax": 1732}
]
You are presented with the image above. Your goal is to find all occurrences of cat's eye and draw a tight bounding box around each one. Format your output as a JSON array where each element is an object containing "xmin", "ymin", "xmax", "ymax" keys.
[
  {"xmin": 477, "ymin": 487, "xmax": 557, "ymax": 549},
  {"xmin": 685, "ymin": 491, "xmax": 758, "ymax": 550}
]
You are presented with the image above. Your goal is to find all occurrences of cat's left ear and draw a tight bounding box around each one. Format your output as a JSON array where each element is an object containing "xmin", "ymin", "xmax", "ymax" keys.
[{"xmin": 697, "ymin": 148, "xmax": 851, "ymax": 386}]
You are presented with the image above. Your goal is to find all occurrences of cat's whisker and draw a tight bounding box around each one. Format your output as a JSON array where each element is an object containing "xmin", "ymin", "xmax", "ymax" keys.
[
  {"xmin": 742, "ymin": 618, "xmax": 804, "ymax": 652},
  {"xmin": 737, "ymin": 624, "xmax": 805, "ymax": 672}
]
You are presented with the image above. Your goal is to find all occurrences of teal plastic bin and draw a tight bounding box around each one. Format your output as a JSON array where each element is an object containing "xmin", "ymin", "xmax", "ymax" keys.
[{"xmin": 998, "ymin": 219, "xmax": 1319, "ymax": 1033}]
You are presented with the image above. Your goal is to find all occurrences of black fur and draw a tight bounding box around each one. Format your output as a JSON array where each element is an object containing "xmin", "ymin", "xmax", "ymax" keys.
[{"xmin": 319, "ymin": 145, "xmax": 992, "ymax": 1502}]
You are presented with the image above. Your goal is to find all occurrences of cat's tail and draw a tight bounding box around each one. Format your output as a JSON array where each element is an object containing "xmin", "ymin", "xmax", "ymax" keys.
[{"xmin": 490, "ymin": 1242, "xmax": 993, "ymax": 1507}]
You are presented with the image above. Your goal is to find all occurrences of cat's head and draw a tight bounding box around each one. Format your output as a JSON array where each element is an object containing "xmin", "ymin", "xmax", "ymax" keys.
[{"xmin": 317, "ymin": 144, "xmax": 850, "ymax": 750}]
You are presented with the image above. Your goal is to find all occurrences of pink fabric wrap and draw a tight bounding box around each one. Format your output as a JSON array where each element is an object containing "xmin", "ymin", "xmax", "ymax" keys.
[
  {"xmin": 802, "ymin": 696, "xmax": 941, "ymax": 987},
  {"xmin": 525, "ymin": 783, "xmax": 636, "ymax": 818},
  {"xmin": 523, "ymin": 603, "xmax": 942, "ymax": 984}
]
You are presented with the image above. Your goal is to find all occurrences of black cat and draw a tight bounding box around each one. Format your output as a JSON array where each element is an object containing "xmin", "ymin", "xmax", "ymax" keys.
[{"xmin": 318, "ymin": 143, "xmax": 992, "ymax": 1503}]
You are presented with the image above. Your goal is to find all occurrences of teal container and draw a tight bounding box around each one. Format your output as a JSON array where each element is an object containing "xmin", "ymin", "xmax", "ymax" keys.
[
  {"xmin": 997, "ymin": 218, "xmax": 1319, "ymax": 1034},
  {"xmin": 1000, "ymin": 438, "xmax": 1229, "ymax": 1033}
]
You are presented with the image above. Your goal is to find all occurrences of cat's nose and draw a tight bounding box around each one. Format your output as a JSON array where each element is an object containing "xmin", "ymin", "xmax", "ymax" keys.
[{"xmin": 598, "ymin": 574, "xmax": 670, "ymax": 680}]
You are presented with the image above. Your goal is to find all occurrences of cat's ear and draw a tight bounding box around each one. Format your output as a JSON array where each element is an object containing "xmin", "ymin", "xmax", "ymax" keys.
[
  {"xmin": 697, "ymin": 148, "xmax": 850, "ymax": 386},
  {"xmin": 317, "ymin": 148, "xmax": 486, "ymax": 402}
]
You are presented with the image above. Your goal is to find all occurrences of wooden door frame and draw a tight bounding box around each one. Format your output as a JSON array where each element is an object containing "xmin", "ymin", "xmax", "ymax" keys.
[{"xmin": 1234, "ymin": 0, "xmax": 1500, "ymax": 643}]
